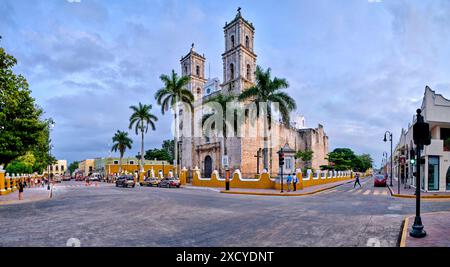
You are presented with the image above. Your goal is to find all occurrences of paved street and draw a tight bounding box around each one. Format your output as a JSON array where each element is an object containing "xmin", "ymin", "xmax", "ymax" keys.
[{"xmin": 1, "ymin": 178, "xmax": 450, "ymax": 247}]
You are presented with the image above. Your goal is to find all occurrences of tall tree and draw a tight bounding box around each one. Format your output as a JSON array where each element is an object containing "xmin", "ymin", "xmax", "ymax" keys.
[
  {"xmin": 128, "ymin": 102, "xmax": 158, "ymax": 173},
  {"xmin": 238, "ymin": 65, "xmax": 296, "ymax": 170},
  {"xmin": 154, "ymin": 70, "xmax": 193, "ymax": 176},
  {"xmin": 111, "ymin": 130, "xmax": 133, "ymax": 174},
  {"xmin": 327, "ymin": 148, "xmax": 357, "ymax": 171},
  {"xmin": 295, "ymin": 150, "xmax": 314, "ymax": 169},
  {"xmin": 0, "ymin": 43, "xmax": 47, "ymax": 166},
  {"xmin": 202, "ymin": 93, "xmax": 236, "ymax": 161},
  {"xmin": 162, "ymin": 139, "xmax": 174, "ymax": 163},
  {"xmin": 68, "ymin": 161, "xmax": 79, "ymax": 175}
]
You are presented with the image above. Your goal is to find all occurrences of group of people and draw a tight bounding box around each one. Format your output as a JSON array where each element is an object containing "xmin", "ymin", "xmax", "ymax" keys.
[{"xmin": 285, "ymin": 173, "xmax": 300, "ymax": 192}]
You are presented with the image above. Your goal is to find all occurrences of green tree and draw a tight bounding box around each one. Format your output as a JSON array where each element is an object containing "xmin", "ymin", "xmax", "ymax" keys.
[
  {"xmin": 295, "ymin": 150, "xmax": 314, "ymax": 168},
  {"xmin": 68, "ymin": 161, "xmax": 79, "ymax": 175},
  {"xmin": 111, "ymin": 130, "xmax": 133, "ymax": 174},
  {"xmin": 0, "ymin": 44, "xmax": 47, "ymax": 166},
  {"xmin": 162, "ymin": 139, "xmax": 174, "ymax": 163},
  {"xmin": 202, "ymin": 93, "xmax": 236, "ymax": 157},
  {"xmin": 327, "ymin": 148, "xmax": 356, "ymax": 171},
  {"xmin": 238, "ymin": 66, "xmax": 296, "ymax": 169},
  {"xmin": 31, "ymin": 119, "xmax": 56, "ymax": 173},
  {"xmin": 143, "ymin": 148, "xmax": 172, "ymax": 162},
  {"xmin": 129, "ymin": 102, "xmax": 158, "ymax": 173},
  {"xmin": 356, "ymin": 153, "xmax": 373, "ymax": 172},
  {"xmin": 154, "ymin": 70, "xmax": 194, "ymax": 176},
  {"xmin": 5, "ymin": 161, "xmax": 33, "ymax": 174}
]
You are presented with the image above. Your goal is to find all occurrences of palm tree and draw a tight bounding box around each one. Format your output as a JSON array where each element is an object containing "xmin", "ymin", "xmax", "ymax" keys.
[
  {"xmin": 154, "ymin": 70, "xmax": 194, "ymax": 176},
  {"xmin": 202, "ymin": 93, "xmax": 236, "ymax": 160},
  {"xmin": 111, "ymin": 130, "xmax": 133, "ymax": 174},
  {"xmin": 238, "ymin": 65, "xmax": 296, "ymax": 172},
  {"xmin": 129, "ymin": 102, "xmax": 158, "ymax": 173}
]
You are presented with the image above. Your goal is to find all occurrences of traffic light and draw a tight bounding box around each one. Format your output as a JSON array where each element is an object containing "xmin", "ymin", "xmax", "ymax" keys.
[
  {"xmin": 278, "ymin": 150, "xmax": 285, "ymax": 166},
  {"xmin": 410, "ymin": 158, "xmax": 416, "ymax": 165}
]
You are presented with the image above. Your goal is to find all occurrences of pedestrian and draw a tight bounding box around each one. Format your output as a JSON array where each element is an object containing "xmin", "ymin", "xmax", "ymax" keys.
[
  {"xmin": 353, "ymin": 172, "xmax": 361, "ymax": 188},
  {"xmin": 18, "ymin": 180, "xmax": 24, "ymax": 200},
  {"xmin": 293, "ymin": 173, "xmax": 298, "ymax": 191},
  {"xmin": 286, "ymin": 173, "xmax": 293, "ymax": 192}
]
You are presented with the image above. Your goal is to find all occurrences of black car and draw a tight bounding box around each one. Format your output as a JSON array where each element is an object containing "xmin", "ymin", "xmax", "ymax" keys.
[{"xmin": 115, "ymin": 175, "xmax": 136, "ymax": 188}]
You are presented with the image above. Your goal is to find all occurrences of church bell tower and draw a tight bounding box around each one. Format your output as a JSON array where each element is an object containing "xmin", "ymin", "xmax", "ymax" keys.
[{"xmin": 222, "ymin": 8, "xmax": 257, "ymax": 94}]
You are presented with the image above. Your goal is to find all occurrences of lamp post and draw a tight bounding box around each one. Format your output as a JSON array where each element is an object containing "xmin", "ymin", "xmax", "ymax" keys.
[
  {"xmin": 47, "ymin": 120, "xmax": 55, "ymax": 191},
  {"xmin": 410, "ymin": 109, "xmax": 429, "ymax": 238},
  {"xmin": 383, "ymin": 131, "xmax": 393, "ymax": 187}
]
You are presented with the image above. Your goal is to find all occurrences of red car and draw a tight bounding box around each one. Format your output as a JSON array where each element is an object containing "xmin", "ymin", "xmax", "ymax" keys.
[{"xmin": 373, "ymin": 174, "xmax": 387, "ymax": 187}]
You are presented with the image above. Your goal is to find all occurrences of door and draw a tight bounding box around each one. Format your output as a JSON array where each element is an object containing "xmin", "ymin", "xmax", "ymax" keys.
[
  {"xmin": 428, "ymin": 156, "xmax": 439, "ymax": 191},
  {"xmin": 204, "ymin": 156, "xmax": 213, "ymax": 178}
]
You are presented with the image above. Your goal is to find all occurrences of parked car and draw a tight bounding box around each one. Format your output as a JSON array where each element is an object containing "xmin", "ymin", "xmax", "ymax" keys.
[
  {"xmin": 53, "ymin": 175, "xmax": 62, "ymax": 183},
  {"xmin": 140, "ymin": 177, "xmax": 160, "ymax": 187},
  {"xmin": 89, "ymin": 173, "xmax": 101, "ymax": 182},
  {"xmin": 158, "ymin": 178, "xmax": 180, "ymax": 188},
  {"xmin": 373, "ymin": 174, "xmax": 387, "ymax": 187},
  {"xmin": 116, "ymin": 175, "xmax": 136, "ymax": 188},
  {"xmin": 62, "ymin": 175, "xmax": 71, "ymax": 181}
]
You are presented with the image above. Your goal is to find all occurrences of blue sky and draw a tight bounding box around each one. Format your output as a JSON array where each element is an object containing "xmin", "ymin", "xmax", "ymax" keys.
[{"xmin": 1, "ymin": 0, "xmax": 450, "ymax": 167}]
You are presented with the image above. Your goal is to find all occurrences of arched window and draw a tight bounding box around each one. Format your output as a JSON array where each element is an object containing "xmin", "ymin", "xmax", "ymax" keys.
[
  {"xmin": 246, "ymin": 64, "xmax": 251, "ymax": 80},
  {"xmin": 197, "ymin": 88, "xmax": 201, "ymax": 95},
  {"xmin": 184, "ymin": 65, "xmax": 188, "ymax": 75},
  {"xmin": 231, "ymin": 35, "xmax": 235, "ymax": 48},
  {"xmin": 245, "ymin": 35, "xmax": 249, "ymax": 48},
  {"xmin": 196, "ymin": 65, "xmax": 200, "ymax": 76},
  {"xmin": 229, "ymin": 63, "xmax": 234, "ymax": 80}
]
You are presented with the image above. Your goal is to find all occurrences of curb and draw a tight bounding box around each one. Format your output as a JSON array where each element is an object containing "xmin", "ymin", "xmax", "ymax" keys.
[
  {"xmin": 399, "ymin": 216, "xmax": 412, "ymax": 247},
  {"xmin": 220, "ymin": 180, "xmax": 354, "ymax": 197},
  {"xmin": 387, "ymin": 185, "xmax": 450, "ymax": 199}
]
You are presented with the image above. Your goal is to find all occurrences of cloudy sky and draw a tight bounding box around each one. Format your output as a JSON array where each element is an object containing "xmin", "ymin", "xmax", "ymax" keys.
[{"xmin": 1, "ymin": 0, "xmax": 450, "ymax": 167}]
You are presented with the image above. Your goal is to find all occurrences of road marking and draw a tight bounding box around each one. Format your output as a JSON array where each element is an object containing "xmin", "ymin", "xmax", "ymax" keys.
[
  {"xmin": 382, "ymin": 191, "xmax": 388, "ymax": 196},
  {"xmin": 374, "ymin": 190, "xmax": 380, "ymax": 196},
  {"xmin": 353, "ymin": 190, "xmax": 362, "ymax": 195},
  {"xmin": 366, "ymin": 237, "xmax": 381, "ymax": 247},
  {"xmin": 388, "ymin": 204, "xmax": 402, "ymax": 211},
  {"xmin": 363, "ymin": 190, "xmax": 371, "ymax": 195},
  {"xmin": 348, "ymin": 188, "xmax": 355, "ymax": 193}
]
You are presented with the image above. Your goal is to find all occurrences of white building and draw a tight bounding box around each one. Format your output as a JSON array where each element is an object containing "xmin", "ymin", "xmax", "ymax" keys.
[
  {"xmin": 43, "ymin": 159, "xmax": 68, "ymax": 176},
  {"xmin": 395, "ymin": 86, "xmax": 450, "ymax": 192}
]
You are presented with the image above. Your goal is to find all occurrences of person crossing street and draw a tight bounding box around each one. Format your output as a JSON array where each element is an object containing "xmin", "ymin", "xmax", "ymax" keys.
[{"xmin": 353, "ymin": 172, "xmax": 361, "ymax": 188}]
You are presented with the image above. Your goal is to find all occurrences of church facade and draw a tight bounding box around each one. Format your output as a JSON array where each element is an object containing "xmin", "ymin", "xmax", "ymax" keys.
[{"xmin": 176, "ymin": 9, "xmax": 329, "ymax": 179}]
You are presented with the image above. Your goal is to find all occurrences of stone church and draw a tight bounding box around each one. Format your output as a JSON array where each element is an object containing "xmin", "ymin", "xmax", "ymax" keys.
[{"xmin": 176, "ymin": 9, "xmax": 329, "ymax": 179}]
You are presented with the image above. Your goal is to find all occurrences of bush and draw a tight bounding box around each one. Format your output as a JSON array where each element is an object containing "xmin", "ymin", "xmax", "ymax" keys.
[{"xmin": 5, "ymin": 161, "xmax": 33, "ymax": 174}]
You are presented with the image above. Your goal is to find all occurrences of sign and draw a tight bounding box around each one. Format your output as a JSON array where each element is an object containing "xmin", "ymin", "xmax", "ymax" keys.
[{"xmin": 222, "ymin": 155, "xmax": 229, "ymax": 168}]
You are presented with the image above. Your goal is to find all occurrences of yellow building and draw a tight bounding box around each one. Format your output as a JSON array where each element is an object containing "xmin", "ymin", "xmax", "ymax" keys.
[
  {"xmin": 94, "ymin": 157, "xmax": 174, "ymax": 177},
  {"xmin": 78, "ymin": 159, "xmax": 95, "ymax": 176}
]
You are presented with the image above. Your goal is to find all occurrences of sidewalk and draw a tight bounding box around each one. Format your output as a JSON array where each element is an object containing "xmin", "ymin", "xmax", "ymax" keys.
[
  {"xmin": 0, "ymin": 187, "xmax": 51, "ymax": 205},
  {"xmin": 219, "ymin": 179, "xmax": 355, "ymax": 196},
  {"xmin": 387, "ymin": 178, "xmax": 450, "ymax": 199},
  {"xmin": 401, "ymin": 211, "xmax": 450, "ymax": 247}
]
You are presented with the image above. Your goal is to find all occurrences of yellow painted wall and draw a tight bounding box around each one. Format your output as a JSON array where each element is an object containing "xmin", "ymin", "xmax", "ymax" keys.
[
  {"xmin": 192, "ymin": 169, "xmax": 367, "ymax": 190},
  {"xmin": 106, "ymin": 164, "xmax": 174, "ymax": 177}
]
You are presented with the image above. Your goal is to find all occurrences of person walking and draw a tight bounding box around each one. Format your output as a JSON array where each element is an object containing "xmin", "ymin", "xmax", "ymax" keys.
[
  {"xmin": 286, "ymin": 173, "xmax": 293, "ymax": 192},
  {"xmin": 293, "ymin": 173, "xmax": 298, "ymax": 192},
  {"xmin": 353, "ymin": 172, "xmax": 361, "ymax": 188},
  {"xmin": 18, "ymin": 180, "xmax": 24, "ymax": 200}
]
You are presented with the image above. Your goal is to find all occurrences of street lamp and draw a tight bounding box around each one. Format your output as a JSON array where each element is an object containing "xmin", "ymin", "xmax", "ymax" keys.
[
  {"xmin": 383, "ymin": 131, "xmax": 393, "ymax": 187},
  {"xmin": 47, "ymin": 120, "xmax": 55, "ymax": 191}
]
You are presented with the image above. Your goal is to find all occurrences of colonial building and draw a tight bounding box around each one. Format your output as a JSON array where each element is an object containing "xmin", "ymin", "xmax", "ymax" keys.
[
  {"xmin": 43, "ymin": 159, "xmax": 67, "ymax": 176},
  {"xmin": 178, "ymin": 9, "xmax": 329, "ymax": 179},
  {"xmin": 395, "ymin": 86, "xmax": 450, "ymax": 192}
]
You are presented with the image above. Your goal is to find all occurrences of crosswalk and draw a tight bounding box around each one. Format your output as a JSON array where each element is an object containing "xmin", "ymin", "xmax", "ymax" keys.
[{"xmin": 320, "ymin": 187, "xmax": 389, "ymax": 196}]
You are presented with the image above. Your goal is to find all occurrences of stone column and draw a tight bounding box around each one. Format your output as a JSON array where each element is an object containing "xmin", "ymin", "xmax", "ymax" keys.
[
  {"xmin": 6, "ymin": 173, "xmax": 12, "ymax": 193},
  {"xmin": 0, "ymin": 168, "xmax": 6, "ymax": 195}
]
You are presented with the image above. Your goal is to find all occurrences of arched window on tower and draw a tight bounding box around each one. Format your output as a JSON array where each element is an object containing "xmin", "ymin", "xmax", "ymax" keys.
[
  {"xmin": 245, "ymin": 36, "xmax": 249, "ymax": 48},
  {"xmin": 246, "ymin": 64, "xmax": 251, "ymax": 80},
  {"xmin": 230, "ymin": 63, "xmax": 234, "ymax": 81},
  {"xmin": 197, "ymin": 88, "xmax": 201, "ymax": 96},
  {"xmin": 184, "ymin": 64, "xmax": 188, "ymax": 75},
  {"xmin": 231, "ymin": 35, "xmax": 235, "ymax": 48},
  {"xmin": 196, "ymin": 65, "xmax": 200, "ymax": 76}
]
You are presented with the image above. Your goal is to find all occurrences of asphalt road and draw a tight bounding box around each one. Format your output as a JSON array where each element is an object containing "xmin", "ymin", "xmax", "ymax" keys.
[{"xmin": 1, "ymin": 178, "xmax": 450, "ymax": 247}]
